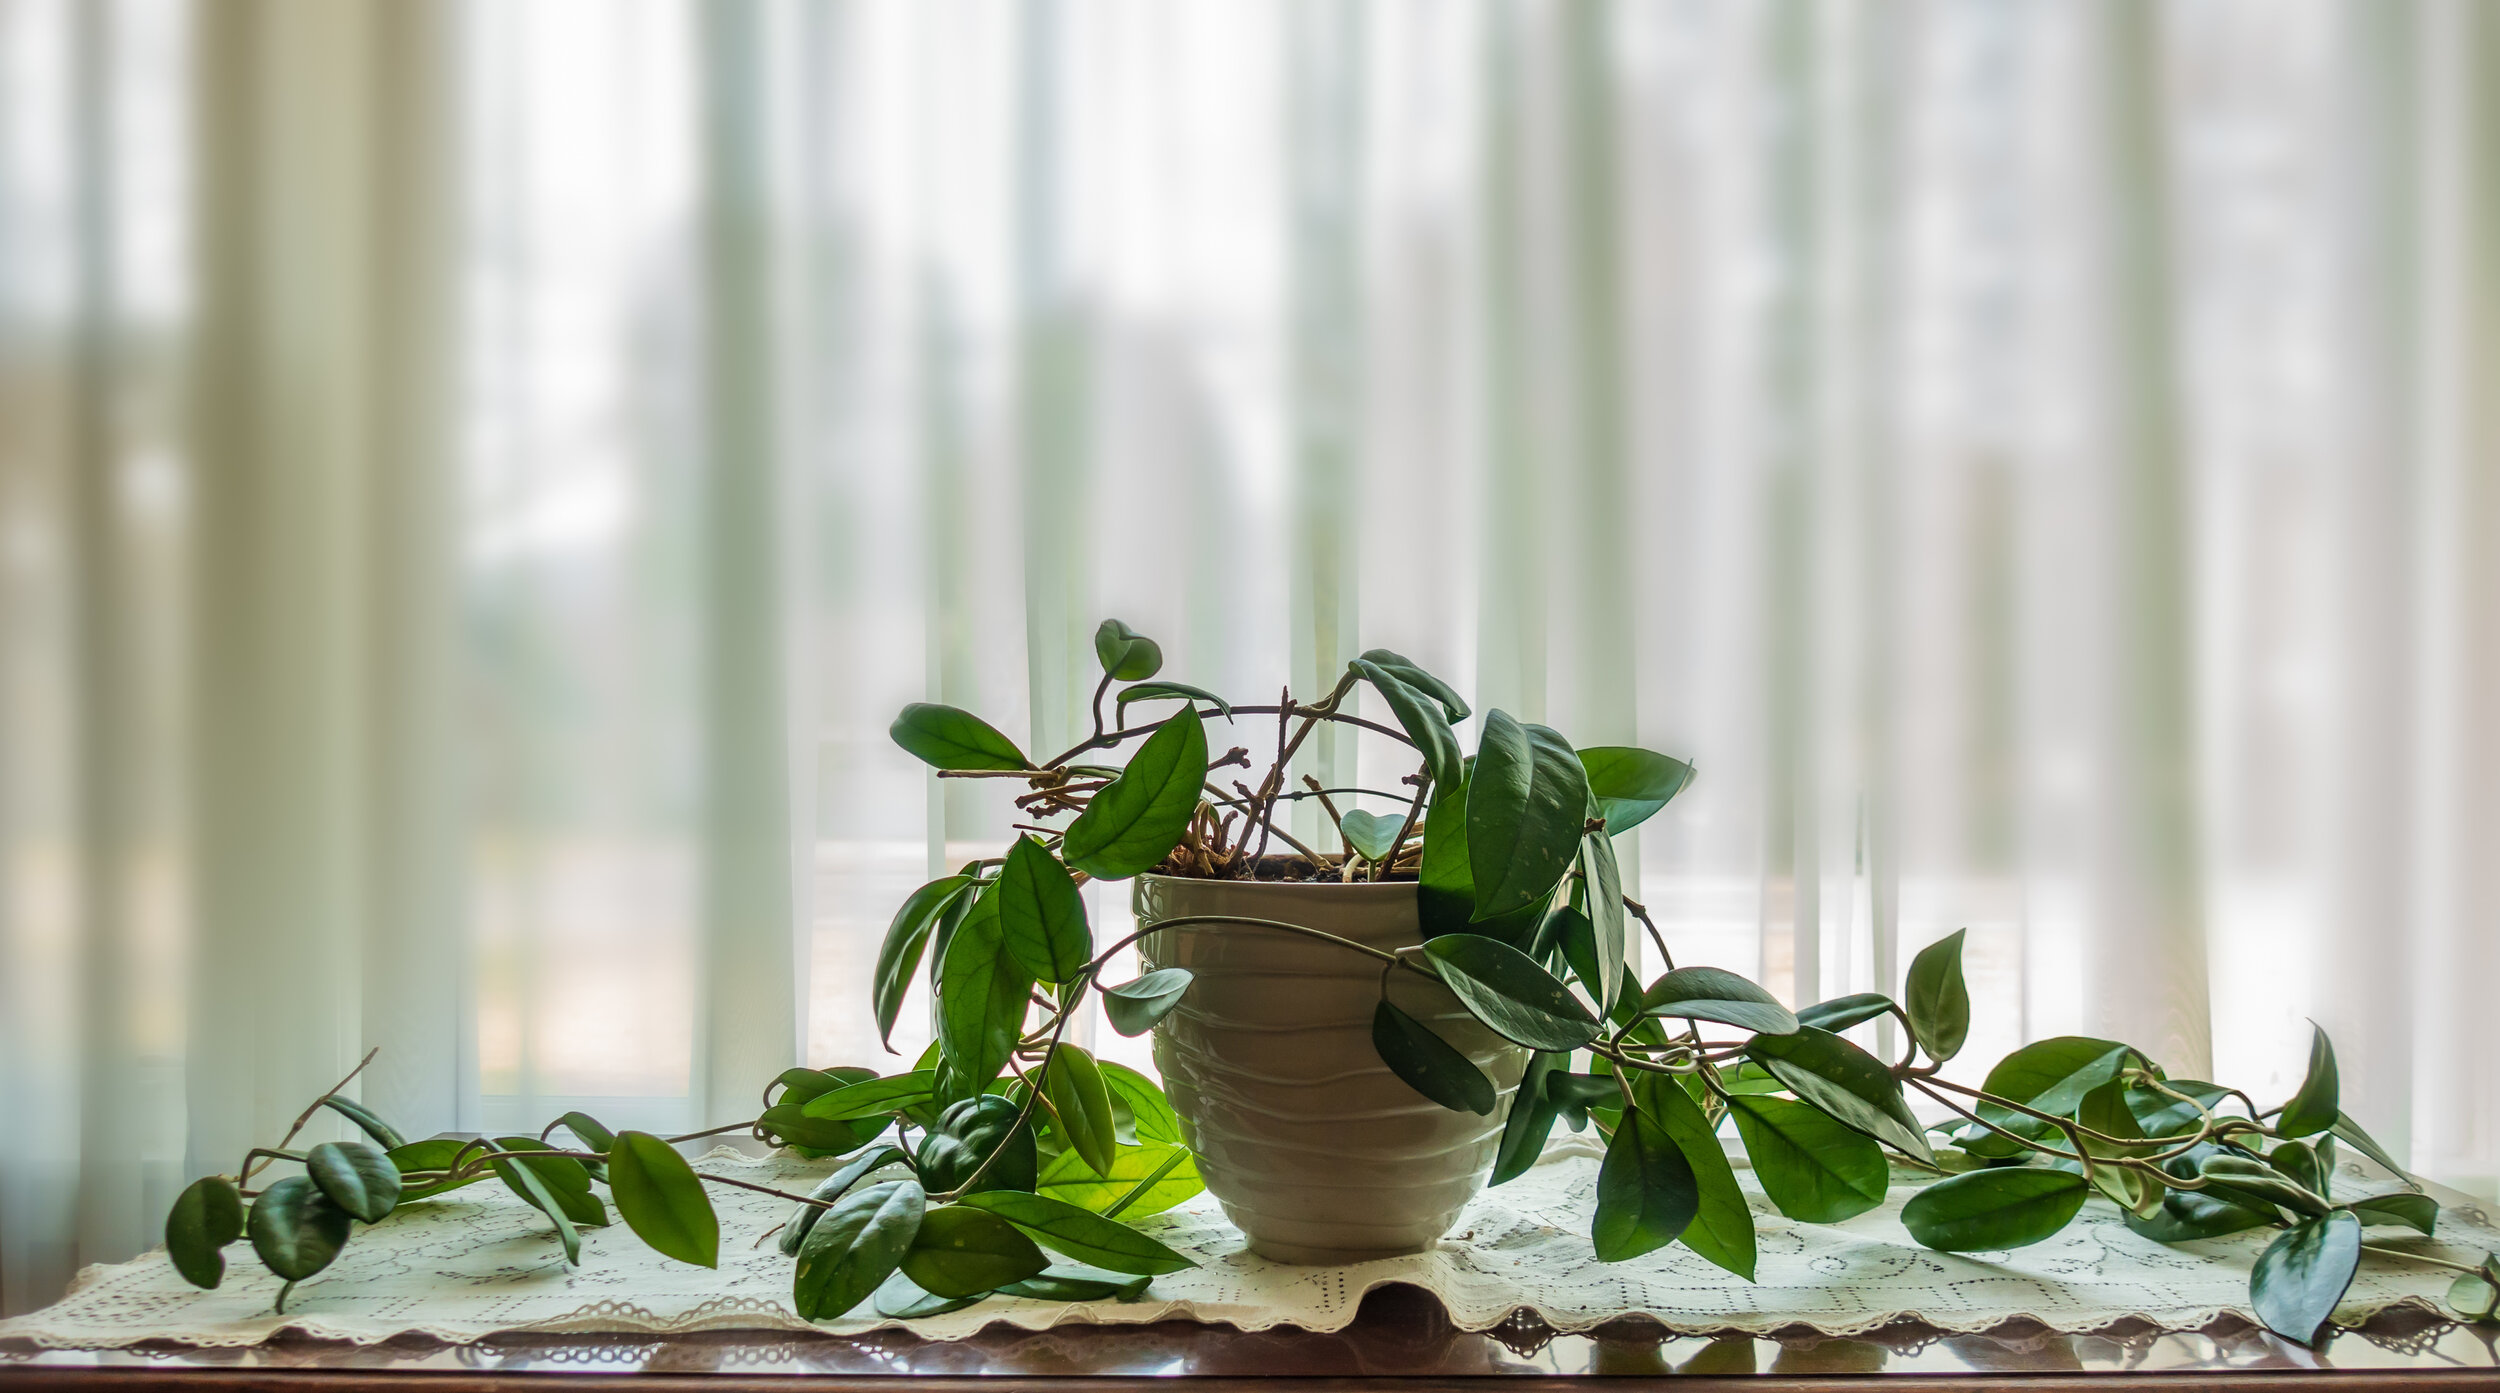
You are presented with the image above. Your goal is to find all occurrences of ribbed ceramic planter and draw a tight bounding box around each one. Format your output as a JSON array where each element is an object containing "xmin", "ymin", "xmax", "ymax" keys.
[{"xmin": 1133, "ymin": 874, "xmax": 1529, "ymax": 1264}]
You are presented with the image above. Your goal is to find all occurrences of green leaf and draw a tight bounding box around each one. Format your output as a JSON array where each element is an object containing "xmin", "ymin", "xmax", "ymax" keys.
[
  {"xmin": 1465, "ymin": 712, "xmax": 1590, "ymax": 921},
  {"xmin": 2448, "ymin": 1267, "xmax": 2500, "ymax": 1322},
  {"xmin": 490, "ymin": 1137, "xmax": 608, "ymax": 1230},
  {"xmin": 1061, "ymin": 706, "xmax": 1206, "ymax": 880},
  {"xmin": 2123, "ymin": 1188, "xmax": 2275, "ymax": 1243},
  {"xmin": 792, "ymin": 1179, "xmax": 926, "ymax": 1321},
  {"xmin": 2076, "ymin": 1078, "xmax": 2156, "ymax": 1158},
  {"xmin": 552, "ymin": 1110, "xmax": 619, "ymax": 1154},
  {"xmin": 936, "ymin": 893, "xmax": 1035, "ymax": 1094},
  {"xmin": 1338, "ymin": 808, "xmax": 1404, "ymax": 863},
  {"xmin": 2331, "ymin": 1113, "xmax": 2419, "ymax": 1190},
  {"xmin": 1349, "ymin": 658, "xmax": 1465, "ymax": 793},
  {"xmin": 1115, "ymin": 680, "xmax": 1232, "ymax": 718},
  {"xmin": 1637, "ymin": 1075, "xmax": 1755, "ymax": 1280},
  {"xmin": 874, "ymin": 875, "xmax": 975, "ymax": 1050},
  {"xmin": 2279, "ymin": 1024, "xmax": 2340, "ymax": 1139},
  {"xmin": 1099, "ymin": 1061, "xmax": 1183, "ymax": 1145},
  {"xmin": 759, "ymin": 1103, "xmax": 875, "ymax": 1157},
  {"xmin": 607, "ymin": 1131, "xmax": 719, "ymax": 1268},
  {"xmin": 872, "ymin": 1272, "xmax": 985, "ymax": 1319},
  {"xmin": 1578, "ymin": 832, "xmax": 1628, "ymax": 1012},
  {"xmin": 997, "ymin": 836, "xmax": 1091, "ymax": 984},
  {"xmin": 2270, "ymin": 1138, "xmax": 2329, "ymax": 1196},
  {"xmin": 1419, "ymin": 933, "xmax": 1602, "ymax": 1051},
  {"xmin": 1001, "ymin": 1268, "xmax": 1154, "ymax": 1302},
  {"xmin": 1644, "ymin": 967, "xmax": 1802, "ymax": 1037},
  {"xmin": 803, "ymin": 1070, "xmax": 939, "ymax": 1122},
  {"xmin": 2125, "ymin": 1079, "xmax": 2233, "ymax": 1141},
  {"xmin": 1902, "ymin": 929, "xmax": 1972, "ymax": 1062},
  {"xmin": 1093, "ymin": 619, "xmax": 1164, "ymax": 681},
  {"xmin": 2252, "ymin": 1210, "xmax": 2361, "ymax": 1345},
  {"xmin": 1975, "ymin": 1036, "xmax": 2132, "ymax": 1138},
  {"xmin": 903, "ymin": 1205, "xmax": 1050, "ymax": 1298},
  {"xmin": 915, "ymin": 1095, "xmax": 1038, "ymax": 1196},
  {"xmin": 953, "ymin": 1191, "xmax": 1194, "ymax": 1275},
  {"xmin": 2346, "ymin": 1192, "xmax": 2437, "ymax": 1236},
  {"xmin": 305, "ymin": 1140, "xmax": 401, "ymax": 1223},
  {"xmin": 1576, "ymin": 746, "xmax": 1695, "ymax": 836},
  {"xmin": 385, "ymin": 1138, "xmax": 487, "ymax": 1202},
  {"xmin": 1417, "ymin": 782, "xmax": 1542, "ymax": 944},
  {"xmin": 246, "ymin": 1175, "xmax": 355, "ymax": 1282},
  {"xmin": 1102, "ymin": 968, "xmax": 1193, "ymax": 1037},
  {"xmin": 1492, "ymin": 1051, "xmax": 1568, "ymax": 1186},
  {"xmin": 319, "ymin": 1096, "xmax": 407, "ymax": 1153},
  {"xmin": 780, "ymin": 1146, "xmax": 910, "ymax": 1257},
  {"xmin": 1372, "ymin": 998, "xmax": 1496, "ymax": 1114},
  {"xmin": 1796, "ymin": 993, "xmax": 1893, "ymax": 1034},
  {"xmin": 2199, "ymin": 1152, "xmax": 2331, "ymax": 1217},
  {"xmin": 1036, "ymin": 1143, "xmax": 1203, "ymax": 1218},
  {"xmin": 166, "ymin": 1176, "xmax": 246, "ymax": 1290},
  {"xmin": 890, "ymin": 702, "xmax": 1030, "ymax": 771},
  {"xmin": 1748, "ymin": 1028, "xmax": 1931, "ymax": 1163},
  {"xmin": 1593, "ymin": 1103, "xmax": 1700, "ymax": 1261},
  {"xmin": 1042, "ymin": 1044, "xmax": 1118, "ymax": 1179},
  {"xmin": 1901, "ymin": 1168, "xmax": 2090, "ymax": 1252},
  {"xmin": 1355, "ymin": 648, "xmax": 1470, "ymax": 722},
  {"xmin": 1726, "ymin": 1094, "xmax": 1889, "ymax": 1223}
]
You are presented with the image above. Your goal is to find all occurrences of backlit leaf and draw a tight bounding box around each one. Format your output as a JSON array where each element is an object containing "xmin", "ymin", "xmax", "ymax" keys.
[
  {"xmin": 1062, "ymin": 706, "xmax": 1206, "ymax": 880},
  {"xmin": 891, "ymin": 703, "xmax": 1030, "ymax": 771}
]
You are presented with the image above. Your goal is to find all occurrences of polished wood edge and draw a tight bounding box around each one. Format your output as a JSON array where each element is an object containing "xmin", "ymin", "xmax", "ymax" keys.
[{"xmin": 5, "ymin": 1374, "xmax": 2500, "ymax": 1391}]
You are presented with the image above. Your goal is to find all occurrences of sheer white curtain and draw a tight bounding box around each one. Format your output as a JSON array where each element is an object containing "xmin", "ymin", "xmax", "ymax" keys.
[{"xmin": 4, "ymin": 0, "xmax": 2497, "ymax": 1317}]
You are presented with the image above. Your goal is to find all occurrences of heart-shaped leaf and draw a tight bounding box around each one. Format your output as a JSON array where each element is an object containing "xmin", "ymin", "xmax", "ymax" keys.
[
  {"xmin": 1593, "ymin": 1103, "xmax": 1700, "ymax": 1261},
  {"xmin": 166, "ymin": 1176, "xmax": 246, "ymax": 1289},
  {"xmin": 953, "ymin": 1190, "xmax": 1195, "ymax": 1275},
  {"xmin": 997, "ymin": 836, "xmax": 1091, "ymax": 984},
  {"xmin": 1338, "ymin": 808, "xmax": 1405, "ymax": 863},
  {"xmin": 793, "ymin": 1179, "xmax": 926, "ymax": 1321},
  {"xmin": 1726, "ymin": 1094, "xmax": 1888, "ymax": 1223},
  {"xmin": 305, "ymin": 1140, "xmax": 402, "ymax": 1223},
  {"xmin": 1062, "ymin": 706, "xmax": 1206, "ymax": 880},
  {"xmin": 891, "ymin": 702, "xmax": 1030, "ymax": 771},
  {"xmin": 1350, "ymin": 658, "xmax": 1465, "ymax": 794},
  {"xmin": 608, "ymin": 1131, "xmax": 720, "ymax": 1268},
  {"xmin": 902, "ymin": 1205, "xmax": 1049, "ymax": 1298},
  {"xmin": 1748, "ymin": 1028, "xmax": 1932, "ymax": 1163},
  {"xmin": 2252, "ymin": 1210, "xmax": 2361, "ymax": 1345},
  {"xmin": 1576, "ymin": 746, "xmax": 1694, "ymax": 835},
  {"xmin": 1093, "ymin": 619, "xmax": 1164, "ymax": 681},
  {"xmin": 1637, "ymin": 1074, "xmax": 1755, "ymax": 1280},
  {"xmin": 1902, "ymin": 1167, "xmax": 2090, "ymax": 1252},
  {"xmin": 1796, "ymin": 992, "xmax": 1894, "ymax": 1034},
  {"xmin": 1465, "ymin": 712, "xmax": 1590, "ymax": 921},
  {"xmin": 1644, "ymin": 966, "xmax": 1802, "ymax": 1037},
  {"xmin": 1372, "ymin": 998, "xmax": 1496, "ymax": 1115},
  {"xmin": 1355, "ymin": 648, "xmax": 1469, "ymax": 722},
  {"xmin": 2278, "ymin": 1024, "xmax": 2340, "ymax": 1139},
  {"xmin": 873, "ymin": 875, "xmax": 975, "ymax": 1049},
  {"xmin": 780, "ymin": 1145, "xmax": 910, "ymax": 1257},
  {"xmin": 1041, "ymin": 1044, "xmax": 1118, "ymax": 1179},
  {"xmin": 247, "ymin": 1175, "xmax": 355, "ymax": 1282},
  {"xmin": 1903, "ymin": 929, "xmax": 1971, "ymax": 1061},
  {"xmin": 1102, "ymin": 968, "xmax": 1193, "ymax": 1037},
  {"xmin": 1420, "ymin": 933, "xmax": 1602, "ymax": 1051}
]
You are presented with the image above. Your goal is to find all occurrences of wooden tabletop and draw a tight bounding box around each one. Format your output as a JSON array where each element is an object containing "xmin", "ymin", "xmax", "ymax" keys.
[{"xmin": 7, "ymin": 1285, "xmax": 2497, "ymax": 1389}]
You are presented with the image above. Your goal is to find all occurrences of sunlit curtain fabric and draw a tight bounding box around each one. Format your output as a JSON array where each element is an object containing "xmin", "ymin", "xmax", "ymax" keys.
[{"xmin": 4, "ymin": 0, "xmax": 2497, "ymax": 1315}]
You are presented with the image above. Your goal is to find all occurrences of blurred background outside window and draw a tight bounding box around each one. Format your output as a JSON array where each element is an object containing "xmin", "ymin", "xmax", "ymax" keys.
[{"xmin": 4, "ymin": 0, "xmax": 2497, "ymax": 1314}]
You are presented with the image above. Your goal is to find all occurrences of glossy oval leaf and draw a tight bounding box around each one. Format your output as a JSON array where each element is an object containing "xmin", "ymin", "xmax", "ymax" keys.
[
  {"xmin": 1903, "ymin": 929, "xmax": 1972, "ymax": 1062},
  {"xmin": 1576, "ymin": 746, "xmax": 1695, "ymax": 836},
  {"xmin": 802, "ymin": 1070, "xmax": 939, "ymax": 1122},
  {"xmin": 2123, "ymin": 1188, "xmax": 2275, "ymax": 1243},
  {"xmin": 902, "ymin": 1205, "xmax": 1050, "ymax": 1298},
  {"xmin": 873, "ymin": 875, "xmax": 974, "ymax": 1049},
  {"xmin": 792, "ymin": 1179, "xmax": 926, "ymax": 1322},
  {"xmin": 1644, "ymin": 966, "xmax": 1802, "ymax": 1037},
  {"xmin": 1638, "ymin": 1074, "xmax": 1756, "ymax": 1280},
  {"xmin": 167, "ymin": 1176, "xmax": 246, "ymax": 1289},
  {"xmin": 1115, "ymin": 680, "xmax": 1231, "ymax": 718},
  {"xmin": 1102, "ymin": 968, "xmax": 1193, "ymax": 1038},
  {"xmin": 997, "ymin": 835, "xmax": 1091, "ymax": 984},
  {"xmin": 1578, "ymin": 832, "xmax": 1628, "ymax": 1013},
  {"xmin": 1036, "ymin": 1143, "xmax": 1203, "ymax": 1218},
  {"xmin": 1902, "ymin": 1167, "xmax": 2090, "ymax": 1252},
  {"xmin": 2278, "ymin": 1025, "xmax": 2340, "ymax": 1140},
  {"xmin": 1796, "ymin": 992, "xmax": 1894, "ymax": 1034},
  {"xmin": 1978, "ymin": 1036, "xmax": 2133, "ymax": 1119},
  {"xmin": 247, "ymin": 1175, "xmax": 354, "ymax": 1282},
  {"xmin": 553, "ymin": 1110, "xmax": 620, "ymax": 1154},
  {"xmin": 385, "ymin": 1138, "xmax": 488, "ymax": 1202},
  {"xmin": 1338, "ymin": 808, "xmax": 1404, "ymax": 863},
  {"xmin": 1726, "ymin": 1094, "xmax": 1888, "ymax": 1223},
  {"xmin": 1748, "ymin": 1028, "xmax": 1932, "ymax": 1164},
  {"xmin": 1061, "ymin": 706, "xmax": 1206, "ymax": 880},
  {"xmin": 2332, "ymin": 1113, "xmax": 2419, "ymax": 1190},
  {"xmin": 1593, "ymin": 1104, "xmax": 1701, "ymax": 1261},
  {"xmin": 1042, "ymin": 1044, "xmax": 1118, "ymax": 1179},
  {"xmin": 936, "ymin": 895, "xmax": 1035, "ymax": 1095},
  {"xmin": 319, "ymin": 1096, "xmax": 407, "ymax": 1153},
  {"xmin": 2252, "ymin": 1210, "xmax": 2361, "ymax": 1345},
  {"xmin": 917, "ymin": 1094, "xmax": 1038, "ymax": 1196},
  {"xmin": 491, "ymin": 1137, "xmax": 608, "ymax": 1228},
  {"xmin": 1350, "ymin": 658, "xmax": 1464, "ymax": 794},
  {"xmin": 759, "ymin": 1103, "xmax": 874, "ymax": 1157},
  {"xmin": 1371, "ymin": 999, "xmax": 1496, "ymax": 1115},
  {"xmin": 2346, "ymin": 1192, "xmax": 2438, "ymax": 1236},
  {"xmin": 872, "ymin": 1271, "xmax": 985, "ymax": 1319},
  {"xmin": 1465, "ymin": 712, "xmax": 1590, "ymax": 921},
  {"xmin": 305, "ymin": 1140, "xmax": 402, "ymax": 1223},
  {"xmin": 1420, "ymin": 933, "xmax": 1602, "ymax": 1051},
  {"xmin": 1093, "ymin": 619, "xmax": 1164, "ymax": 681},
  {"xmin": 1002, "ymin": 1268, "xmax": 1154, "ymax": 1302},
  {"xmin": 1356, "ymin": 648, "xmax": 1470, "ymax": 722},
  {"xmin": 1492, "ymin": 1051, "xmax": 1569, "ymax": 1187},
  {"xmin": 953, "ymin": 1190, "xmax": 1194, "ymax": 1275},
  {"xmin": 608, "ymin": 1131, "xmax": 719, "ymax": 1268},
  {"xmin": 891, "ymin": 702, "xmax": 1030, "ymax": 772},
  {"xmin": 780, "ymin": 1146, "xmax": 910, "ymax": 1257},
  {"xmin": 1417, "ymin": 783, "xmax": 1542, "ymax": 945}
]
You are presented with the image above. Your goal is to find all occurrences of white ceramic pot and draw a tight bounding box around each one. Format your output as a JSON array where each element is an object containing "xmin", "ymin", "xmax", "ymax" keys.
[{"xmin": 1133, "ymin": 874, "xmax": 1529, "ymax": 1264}]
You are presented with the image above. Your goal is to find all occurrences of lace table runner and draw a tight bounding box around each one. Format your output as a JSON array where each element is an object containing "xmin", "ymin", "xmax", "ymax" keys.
[{"xmin": 6, "ymin": 1137, "xmax": 2491, "ymax": 1349}]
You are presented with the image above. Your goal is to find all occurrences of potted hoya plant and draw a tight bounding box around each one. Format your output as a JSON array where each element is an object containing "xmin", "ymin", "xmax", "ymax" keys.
[{"xmin": 164, "ymin": 619, "xmax": 2500, "ymax": 1345}]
